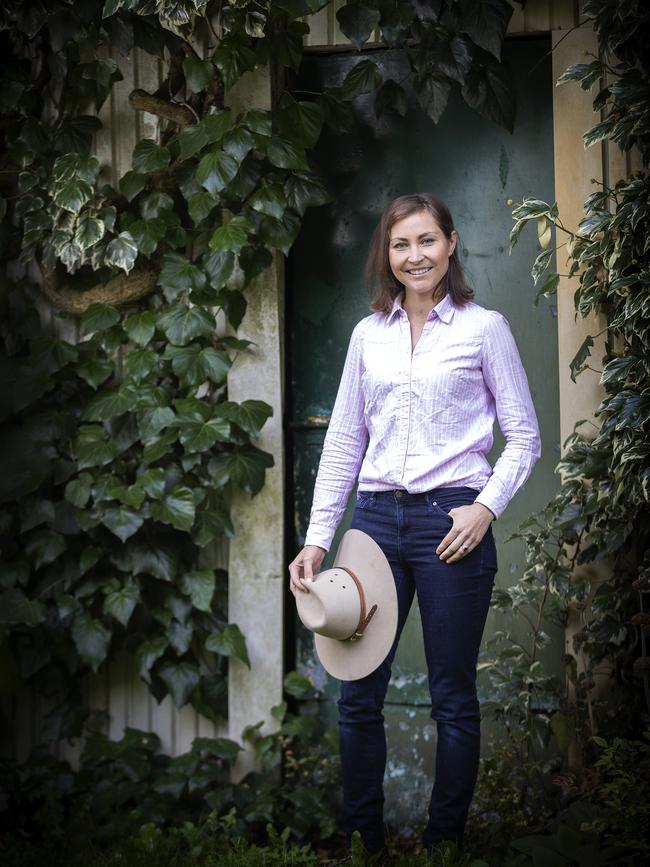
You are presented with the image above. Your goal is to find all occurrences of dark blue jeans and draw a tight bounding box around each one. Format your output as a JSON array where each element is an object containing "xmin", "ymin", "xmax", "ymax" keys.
[{"xmin": 338, "ymin": 487, "xmax": 497, "ymax": 853}]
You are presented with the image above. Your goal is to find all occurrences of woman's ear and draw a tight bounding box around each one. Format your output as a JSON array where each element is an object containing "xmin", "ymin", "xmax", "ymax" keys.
[{"xmin": 449, "ymin": 230, "xmax": 458, "ymax": 256}]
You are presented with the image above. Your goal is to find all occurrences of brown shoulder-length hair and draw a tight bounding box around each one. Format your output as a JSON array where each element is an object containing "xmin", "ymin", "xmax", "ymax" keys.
[{"xmin": 365, "ymin": 192, "xmax": 474, "ymax": 314}]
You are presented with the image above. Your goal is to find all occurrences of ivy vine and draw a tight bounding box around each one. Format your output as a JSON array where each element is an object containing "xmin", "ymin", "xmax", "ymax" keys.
[
  {"xmin": 480, "ymin": 0, "xmax": 650, "ymax": 784},
  {"xmin": 0, "ymin": 0, "xmax": 521, "ymax": 744}
]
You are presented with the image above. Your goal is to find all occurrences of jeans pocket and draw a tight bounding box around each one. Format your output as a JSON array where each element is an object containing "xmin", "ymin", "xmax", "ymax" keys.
[
  {"xmin": 427, "ymin": 499, "xmax": 454, "ymax": 522},
  {"xmin": 355, "ymin": 492, "xmax": 376, "ymax": 509}
]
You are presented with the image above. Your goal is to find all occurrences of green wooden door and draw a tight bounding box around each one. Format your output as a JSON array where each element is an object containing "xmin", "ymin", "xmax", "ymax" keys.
[{"xmin": 287, "ymin": 38, "xmax": 558, "ymax": 823}]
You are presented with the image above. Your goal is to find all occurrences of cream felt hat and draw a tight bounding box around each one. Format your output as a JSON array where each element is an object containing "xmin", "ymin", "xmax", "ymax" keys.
[{"xmin": 295, "ymin": 529, "xmax": 398, "ymax": 681}]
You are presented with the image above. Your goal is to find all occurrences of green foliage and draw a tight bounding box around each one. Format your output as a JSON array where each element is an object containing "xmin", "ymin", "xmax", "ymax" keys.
[
  {"xmin": 505, "ymin": 733, "xmax": 650, "ymax": 866},
  {"xmin": 488, "ymin": 0, "xmax": 650, "ymax": 829},
  {"xmin": 0, "ymin": 673, "xmax": 340, "ymax": 853}
]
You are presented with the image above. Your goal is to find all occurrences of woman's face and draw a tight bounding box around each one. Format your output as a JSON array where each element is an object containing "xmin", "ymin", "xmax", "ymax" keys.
[{"xmin": 388, "ymin": 210, "xmax": 457, "ymax": 303}]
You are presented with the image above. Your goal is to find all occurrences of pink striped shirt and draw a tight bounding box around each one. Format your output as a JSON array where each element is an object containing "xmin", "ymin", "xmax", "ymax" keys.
[{"xmin": 304, "ymin": 293, "xmax": 541, "ymax": 551}]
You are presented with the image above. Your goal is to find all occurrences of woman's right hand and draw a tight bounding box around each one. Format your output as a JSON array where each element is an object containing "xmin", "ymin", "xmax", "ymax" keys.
[{"xmin": 288, "ymin": 545, "xmax": 327, "ymax": 597}]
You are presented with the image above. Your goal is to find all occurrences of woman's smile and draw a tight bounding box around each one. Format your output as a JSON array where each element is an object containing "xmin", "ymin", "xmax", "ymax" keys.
[{"xmin": 388, "ymin": 210, "xmax": 457, "ymax": 301}]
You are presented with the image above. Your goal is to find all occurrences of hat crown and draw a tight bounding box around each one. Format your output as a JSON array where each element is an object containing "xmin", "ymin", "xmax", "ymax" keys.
[{"xmin": 296, "ymin": 568, "xmax": 361, "ymax": 641}]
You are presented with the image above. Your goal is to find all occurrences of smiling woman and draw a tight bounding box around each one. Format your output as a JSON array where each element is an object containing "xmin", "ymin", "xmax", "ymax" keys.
[{"xmin": 288, "ymin": 192, "xmax": 541, "ymax": 856}]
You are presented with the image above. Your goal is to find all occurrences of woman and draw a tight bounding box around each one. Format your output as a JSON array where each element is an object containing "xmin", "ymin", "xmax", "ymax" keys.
[{"xmin": 288, "ymin": 193, "xmax": 540, "ymax": 856}]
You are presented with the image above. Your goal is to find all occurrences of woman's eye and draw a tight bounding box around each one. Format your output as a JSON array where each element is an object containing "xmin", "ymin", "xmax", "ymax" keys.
[{"xmin": 421, "ymin": 237, "xmax": 435, "ymax": 245}]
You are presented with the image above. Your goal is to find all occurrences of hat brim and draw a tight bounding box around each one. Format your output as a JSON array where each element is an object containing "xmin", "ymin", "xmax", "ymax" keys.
[{"xmin": 313, "ymin": 529, "xmax": 398, "ymax": 681}]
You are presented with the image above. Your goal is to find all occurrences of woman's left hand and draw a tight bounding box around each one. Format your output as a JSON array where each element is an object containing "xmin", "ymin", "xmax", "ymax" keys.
[{"xmin": 436, "ymin": 502, "xmax": 495, "ymax": 563}]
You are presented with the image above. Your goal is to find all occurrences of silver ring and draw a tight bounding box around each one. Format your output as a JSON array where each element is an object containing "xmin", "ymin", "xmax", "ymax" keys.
[{"xmin": 462, "ymin": 544, "xmax": 469, "ymax": 551}]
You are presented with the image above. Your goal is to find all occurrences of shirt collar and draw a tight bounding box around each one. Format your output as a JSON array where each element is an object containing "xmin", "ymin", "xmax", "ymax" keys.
[{"xmin": 387, "ymin": 292, "xmax": 455, "ymax": 324}]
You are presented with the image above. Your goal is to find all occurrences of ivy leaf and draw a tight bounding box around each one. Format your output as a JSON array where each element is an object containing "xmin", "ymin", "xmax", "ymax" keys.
[
  {"xmin": 320, "ymin": 93, "xmax": 355, "ymax": 132},
  {"xmin": 137, "ymin": 407, "xmax": 176, "ymax": 441},
  {"xmin": 169, "ymin": 618, "xmax": 193, "ymax": 655},
  {"xmin": 25, "ymin": 529, "xmax": 66, "ymax": 570},
  {"xmin": 136, "ymin": 636, "xmax": 168, "ymax": 683},
  {"xmin": 208, "ymin": 216, "xmax": 252, "ymax": 253},
  {"xmin": 341, "ymin": 59, "xmax": 383, "ymax": 99},
  {"xmin": 138, "ymin": 467, "xmax": 166, "ymax": 500},
  {"xmin": 266, "ymin": 137, "xmax": 309, "ymax": 171},
  {"xmin": 188, "ymin": 191, "xmax": 218, "ymax": 224},
  {"xmin": 159, "ymin": 253, "xmax": 207, "ymax": 301},
  {"xmin": 55, "ymin": 116, "xmax": 103, "ymax": 154},
  {"xmin": 83, "ymin": 388, "xmax": 133, "ymax": 422},
  {"xmin": 178, "ymin": 416, "xmax": 231, "ymax": 452},
  {"xmin": 101, "ymin": 506, "xmax": 144, "ymax": 542},
  {"xmin": 132, "ymin": 139, "xmax": 171, "ymax": 173},
  {"xmin": 75, "ymin": 214, "xmax": 105, "ymax": 249},
  {"xmin": 214, "ymin": 400, "xmax": 273, "ymax": 437},
  {"xmin": 183, "ymin": 56, "xmax": 214, "ymax": 93},
  {"xmin": 76, "ymin": 358, "xmax": 113, "ymax": 389},
  {"xmin": 568, "ymin": 335, "xmax": 594, "ymax": 383},
  {"xmin": 124, "ymin": 311, "xmax": 156, "ymax": 346},
  {"xmin": 128, "ymin": 541, "xmax": 177, "ymax": 582},
  {"xmin": 249, "ymin": 182, "xmax": 286, "ymax": 220},
  {"xmin": 222, "ymin": 126, "xmax": 256, "ymax": 164},
  {"xmin": 65, "ymin": 474, "xmax": 93, "ymax": 508},
  {"xmin": 157, "ymin": 304, "xmax": 216, "ymax": 346},
  {"xmin": 105, "ymin": 231, "xmax": 138, "ymax": 273},
  {"xmin": 176, "ymin": 122, "xmax": 209, "ymax": 161},
  {"xmin": 240, "ymin": 245, "xmax": 273, "ymax": 286},
  {"xmin": 129, "ymin": 217, "xmax": 167, "ymax": 256},
  {"xmin": 72, "ymin": 612, "xmax": 111, "ymax": 671},
  {"xmin": 206, "ymin": 623, "xmax": 250, "ymax": 668},
  {"xmin": 150, "ymin": 486, "xmax": 196, "ymax": 531},
  {"xmin": 158, "ymin": 660, "xmax": 200, "ymax": 708},
  {"xmin": 0, "ymin": 588, "xmax": 46, "ymax": 626},
  {"xmin": 415, "ymin": 74, "xmax": 451, "ymax": 124},
  {"xmin": 164, "ymin": 344, "xmax": 231, "ymax": 386},
  {"xmin": 277, "ymin": 96, "xmax": 323, "ymax": 148},
  {"xmin": 336, "ymin": 3, "xmax": 380, "ymax": 49},
  {"xmin": 140, "ymin": 191, "xmax": 174, "ymax": 219},
  {"xmin": 119, "ymin": 170, "xmax": 147, "ymax": 202},
  {"xmin": 283, "ymin": 670, "xmax": 314, "ymax": 698},
  {"xmin": 458, "ymin": 0, "xmax": 513, "ymax": 59},
  {"xmin": 212, "ymin": 37, "xmax": 258, "ymax": 90},
  {"xmin": 124, "ymin": 348, "xmax": 158, "ymax": 382},
  {"xmin": 104, "ymin": 580, "xmax": 140, "ymax": 626},
  {"xmin": 192, "ymin": 508, "xmax": 234, "ymax": 546},
  {"xmin": 226, "ymin": 445, "xmax": 274, "ymax": 495},
  {"xmin": 202, "ymin": 109, "xmax": 234, "ymax": 145},
  {"xmin": 218, "ymin": 289, "xmax": 247, "ymax": 329},
  {"xmin": 374, "ymin": 78, "xmax": 408, "ymax": 117},
  {"xmin": 258, "ymin": 209, "xmax": 301, "ymax": 255},
  {"xmin": 242, "ymin": 108, "xmax": 271, "ymax": 137},
  {"xmin": 181, "ymin": 569, "xmax": 215, "ymax": 612},
  {"xmin": 81, "ymin": 303, "xmax": 120, "ymax": 334},
  {"xmin": 285, "ymin": 173, "xmax": 332, "ymax": 216},
  {"xmin": 53, "ymin": 178, "xmax": 93, "ymax": 214},
  {"xmin": 461, "ymin": 46, "xmax": 515, "ymax": 132},
  {"xmin": 142, "ymin": 429, "xmax": 178, "ymax": 464},
  {"xmin": 196, "ymin": 148, "xmax": 239, "ymax": 195},
  {"xmin": 76, "ymin": 425, "xmax": 119, "ymax": 470}
]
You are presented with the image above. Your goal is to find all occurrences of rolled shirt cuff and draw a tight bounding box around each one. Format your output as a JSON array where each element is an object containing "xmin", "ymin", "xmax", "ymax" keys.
[{"xmin": 304, "ymin": 524, "xmax": 334, "ymax": 553}]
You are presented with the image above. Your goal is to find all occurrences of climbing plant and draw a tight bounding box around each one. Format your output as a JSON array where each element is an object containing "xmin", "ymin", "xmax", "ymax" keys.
[
  {"xmin": 481, "ymin": 0, "xmax": 650, "ymax": 783},
  {"xmin": 0, "ymin": 0, "xmax": 521, "ymax": 744}
]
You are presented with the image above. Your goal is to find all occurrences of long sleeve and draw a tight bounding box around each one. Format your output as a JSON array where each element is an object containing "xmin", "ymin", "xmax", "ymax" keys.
[
  {"xmin": 474, "ymin": 312, "xmax": 541, "ymax": 518},
  {"xmin": 304, "ymin": 323, "xmax": 369, "ymax": 551}
]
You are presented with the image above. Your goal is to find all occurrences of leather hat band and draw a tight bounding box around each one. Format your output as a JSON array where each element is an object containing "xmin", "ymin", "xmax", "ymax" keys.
[{"xmin": 338, "ymin": 566, "xmax": 378, "ymax": 641}]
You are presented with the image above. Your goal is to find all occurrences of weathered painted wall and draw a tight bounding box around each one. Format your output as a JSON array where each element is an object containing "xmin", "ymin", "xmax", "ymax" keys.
[{"xmin": 225, "ymin": 69, "xmax": 286, "ymax": 780}]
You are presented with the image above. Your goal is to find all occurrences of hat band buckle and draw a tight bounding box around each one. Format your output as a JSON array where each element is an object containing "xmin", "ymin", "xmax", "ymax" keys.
[{"xmin": 338, "ymin": 567, "xmax": 378, "ymax": 641}]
